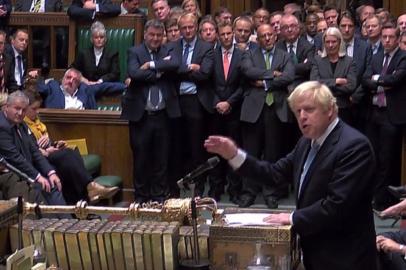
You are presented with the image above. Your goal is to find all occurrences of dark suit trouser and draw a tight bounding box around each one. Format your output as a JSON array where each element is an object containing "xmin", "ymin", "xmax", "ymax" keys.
[
  {"xmin": 0, "ymin": 172, "xmax": 38, "ymax": 201},
  {"xmin": 366, "ymin": 107, "xmax": 401, "ymax": 206},
  {"xmin": 377, "ymin": 252, "xmax": 406, "ymax": 270},
  {"xmin": 241, "ymin": 104, "xmax": 290, "ymax": 198},
  {"xmin": 208, "ymin": 109, "xmax": 242, "ymax": 197},
  {"xmin": 47, "ymin": 148, "xmax": 92, "ymax": 204},
  {"xmin": 129, "ymin": 111, "xmax": 169, "ymax": 201},
  {"xmin": 177, "ymin": 95, "xmax": 207, "ymax": 196}
]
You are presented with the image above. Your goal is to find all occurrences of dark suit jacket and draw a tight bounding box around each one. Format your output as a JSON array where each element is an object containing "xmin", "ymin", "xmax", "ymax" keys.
[
  {"xmin": 240, "ymin": 46, "xmax": 295, "ymax": 123},
  {"xmin": 212, "ymin": 46, "xmax": 243, "ymax": 109},
  {"xmin": 37, "ymin": 80, "xmax": 126, "ymax": 109},
  {"xmin": 238, "ymin": 120, "xmax": 377, "ymax": 270},
  {"xmin": 72, "ymin": 47, "xmax": 119, "ymax": 82},
  {"xmin": 310, "ymin": 55, "xmax": 357, "ymax": 108},
  {"xmin": 15, "ymin": 0, "xmax": 63, "ymax": 12},
  {"xmin": 362, "ymin": 48, "xmax": 406, "ymax": 125},
  {"xmin": 351, "ymin": 37, "xmax": 372, "ymax": 103},
  {"xmin": 4, "ymin": 45, "xmax": 27, "ymax": 92},
  {"xmin": 121, "ymin": 42, "xmax": 181, "ymax": 122},
  {"xmin": 169, "ymin": 38, "xmax": 215, "ymax": 113},
  {"xmin": 0, "ymin": 113, "xmax": 54, "ymax": 179},
  {"xmin": 67, "ymin": 0, "xmax": 120, "ymax": 21},
  {"xmin": 276, "ymin": 36, "xmax": 315, "ymax": 90},
  {"xmin": 2, "ymin": 53, "xmax": 18, "ymax": 92}
]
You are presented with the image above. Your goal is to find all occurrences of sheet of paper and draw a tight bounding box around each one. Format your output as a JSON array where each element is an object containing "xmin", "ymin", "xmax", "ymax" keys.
[{"xmin": 224, "ymin": 213, "xmax": 281, "ymax": 226}]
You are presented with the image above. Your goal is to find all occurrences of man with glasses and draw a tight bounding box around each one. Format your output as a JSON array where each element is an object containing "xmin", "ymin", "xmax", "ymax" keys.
[{"xmin": 239, "ymin": 24, "xmax": 294, "ymax": 208}]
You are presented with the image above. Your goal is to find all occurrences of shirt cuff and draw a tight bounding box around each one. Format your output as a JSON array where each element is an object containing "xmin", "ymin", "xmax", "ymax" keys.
[
  {"xmin": 95, "ymin": 4, "xmax": 100, "ymax": 12},
  {"xmin": 47, "ymin": 170, "xmax": 56, "ymax": 177},
  {"xmin": 228, "ymin": 149, "xmax": 247, "ymax": 170},
  {"xmin": 150, "ymin": 61, "xmax": 155, "ymax": 69},
  {"xmin": 35, "ymin": 173, "xmax": 41, "ymax": 181},
  {"xmin": 290, "ymin": 211, "xmax": 294, "ymax": 225}
]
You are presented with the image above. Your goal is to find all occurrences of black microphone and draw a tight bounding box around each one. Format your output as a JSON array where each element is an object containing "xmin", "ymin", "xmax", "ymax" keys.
[
  {"xmin": 177, "ymin": 156, "xmax": 220, "ymax": 188},
  {"xmin": 0, "ymin": 157, "xmax": 35, "ymax": 184}
]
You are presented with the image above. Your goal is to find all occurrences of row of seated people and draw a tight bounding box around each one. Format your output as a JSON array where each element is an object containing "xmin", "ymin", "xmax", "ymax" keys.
[{"xmin": 0, "ymin": 90, "xmax": 119, "ymax": 213}]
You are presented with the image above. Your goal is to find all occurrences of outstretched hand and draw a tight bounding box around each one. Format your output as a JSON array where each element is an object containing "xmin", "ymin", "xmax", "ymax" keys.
[{"xmin": 204, "ymin": 136, "xmax": 238, "ymax": 160}]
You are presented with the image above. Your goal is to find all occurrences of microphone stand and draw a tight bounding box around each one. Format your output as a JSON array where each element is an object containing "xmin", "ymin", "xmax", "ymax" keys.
[{"xmin": 179, "ymin": 179, "xmax": 210, "ymax": 270}]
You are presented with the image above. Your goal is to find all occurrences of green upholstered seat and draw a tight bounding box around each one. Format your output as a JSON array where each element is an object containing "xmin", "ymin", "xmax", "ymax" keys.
[
  {"xmin": 77, "ymin": 28, "xmax": 135, "ymax": 82},
  {"xmin": 94, "ymin": 175, "xmax": 122, "ymax": 187},
  {"xmin": 82, "ymin": 154, "xmax": 101, "ymax": 177}
]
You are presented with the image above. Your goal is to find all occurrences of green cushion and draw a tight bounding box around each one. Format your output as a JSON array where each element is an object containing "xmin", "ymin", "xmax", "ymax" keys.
[
  {"xmin": 77, "ymin": 28, "xmax": 135, "ymax": 82},
  {"xmin": 94, "ymin": 175, "xmax": 122, "ymax": 187},
  {"xmin": 97, "ymin": 105, "xmax": 122, "ymax": 111},
  {"xmin": 82, "ymin": 154, "xmax": 101, "ymax": 176}
]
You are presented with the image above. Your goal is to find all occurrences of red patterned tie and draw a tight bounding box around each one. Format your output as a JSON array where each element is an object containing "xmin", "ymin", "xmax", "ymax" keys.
[{"xmin": 223, "ymin": 50, "xmax": 229, "ymax": 80}]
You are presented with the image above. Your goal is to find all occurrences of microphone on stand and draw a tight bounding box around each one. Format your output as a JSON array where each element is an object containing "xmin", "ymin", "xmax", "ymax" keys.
[
  {"xmin": 177, "ymin": 156, "xmax": 220, "ymax": 188},
  {"xmin": 0, "ymin": 157, "xmax": 35, "ymax": 184}
]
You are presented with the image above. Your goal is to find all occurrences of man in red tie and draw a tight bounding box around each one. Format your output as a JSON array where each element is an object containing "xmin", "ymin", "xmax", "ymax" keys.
[
  {"xmin": 363, "ymin": 23, "xmax": 406, "ymax": 210},
  {"xmin": 207, "ymin": 22, "xmax": 244, "ymax": 202}
]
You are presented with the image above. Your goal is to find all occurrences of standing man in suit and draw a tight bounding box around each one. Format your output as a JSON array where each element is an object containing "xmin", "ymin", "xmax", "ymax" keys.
[
  {"xmin": 365, "ymin": 15, "xmax": 383, "ymax": 55},
  {"xmin": 68, "ymin": 0, "xmax": 120, "ymax": 21},
  {"xmin": 0, "ymin": 91, "xmax": 66, "ymax": 207},
  {"xmin": 170, "ymin": 12, "xmax": 214, "ymax": 196},
  {"xmin": 205, "ymin": 81, "xmax": 377, "ymax": 270},
  {"xmin": 363, "ymin": 24, "xmax": 406, "ymax": 210},
  {"xmin": 233, "ymin": 16, "xmax": 258, "ymax": 51},
  {"xmin": 122, "ymin": 19, "xmax": 180, "ymax": 203},
  {"xmin": 208, "ymin": 22, "xmax": 243, "ymax": 202},
  {"xmin": 239, "ymin": 23, "xmax": 294, "ymax": 208},
  {"xmin": 339, "ymin": 11, "xmax": 372, "ymax": 132}
]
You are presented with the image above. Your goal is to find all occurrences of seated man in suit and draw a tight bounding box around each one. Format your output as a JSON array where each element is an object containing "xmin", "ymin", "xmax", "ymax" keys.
[
  {"xmin": 205, "ymin": 81, "xmax": 377, "ymax": 270},
  {"xmin": 0, "ymin": 91, "xmax": 66, "ymax": 208},
  {"xmin": 68, "ymin": 0, "xmax": 120, "ymax": 21},
  {"xmin": 36, "ymin": 68, "xmax": 126, "ymax": 109},
  {"xmin": 4, "ymin": 29, "xmax": 39, "ymax": 92}
]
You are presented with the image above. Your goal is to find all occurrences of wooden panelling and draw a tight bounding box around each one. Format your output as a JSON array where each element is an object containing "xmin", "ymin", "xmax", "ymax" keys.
[
  {"xmin": 383, "ymin": 0, "xmax": 406, "ymax": 18},
  {"xmin": 39, "ymin": 109, "xmax": 135, "ymax": 201}
]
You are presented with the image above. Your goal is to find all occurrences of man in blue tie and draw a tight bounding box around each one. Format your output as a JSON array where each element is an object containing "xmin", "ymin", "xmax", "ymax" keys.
[
  {"xmin": 121, "ymin": 19, "xmax": 180, "ymax": 203},
  {"xmin": 204, "ymin": 81, "xmax": 377, "ymax": 270}
]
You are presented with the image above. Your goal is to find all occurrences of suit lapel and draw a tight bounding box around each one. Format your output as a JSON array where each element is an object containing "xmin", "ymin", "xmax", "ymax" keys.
[
  {"xmin": 322, "ymin": 57, "xmax": 333, "ymax": 77},
  {"xmin": 333, "ymin": 57, "xmax": 344, "ymax": 78},
  {"xmin": 270, "ymin": 49, "xmax": 282, "ymax": 71},
  {"xmin": 228, "ymin": 48, "xmax": 240, "ymax": 81},
  {"xmin": 215, "ymin": 47, "xmax": 226, "ymax": 82},
  {"xmin": 295, "ymin": 140, "xmax": 311, "ymax": 199},
  {"xmin": 253, "ymin": 48, "xmax": 266, "ymax": 69},
  {"xmin": 298, "ymin": 122, "xmax": 342, "ymax": 202}
]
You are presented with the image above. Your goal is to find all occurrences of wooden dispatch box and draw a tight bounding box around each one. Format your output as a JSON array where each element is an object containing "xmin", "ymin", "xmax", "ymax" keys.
[{"xmin": 209, "ymin": 208, "xmax": 300, "ymax": 270}]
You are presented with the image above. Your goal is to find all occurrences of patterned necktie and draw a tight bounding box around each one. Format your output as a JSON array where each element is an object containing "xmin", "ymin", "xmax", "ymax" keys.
[
  {"xmin": 0, "ymin": 54, "xmax": 5, "ymax": 93},
  {"xmin": 298, "ymin": 142, "xmax": 320, "ymax": 197},
  {"xmin": 288, "ymin": 44, "xmax": 298, "ymax": 64},
  {"xmin": 183, "ymin": 43, "xmax": 190, "ymax": 65},
  {"xmin": 376, "ymin": 53, "xmax": 390, "ymax": 107},
  {"xmin": 16, "ymin": 55, "xmax": 23, "ymax": 86},
  {"xmin": 265, "ymin": 51, "xmax": 274, "ymax": 106},
  {"xmin": 31, "ymin": 0, "xmax": 42, "ymax": 12},
  {"xmin": 150, "ymin": 51, "xmax": 160, "ymax": 107},
  {"xmin": 223, "ymin": 50, "xmax": 230, "ymax": 80}
]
